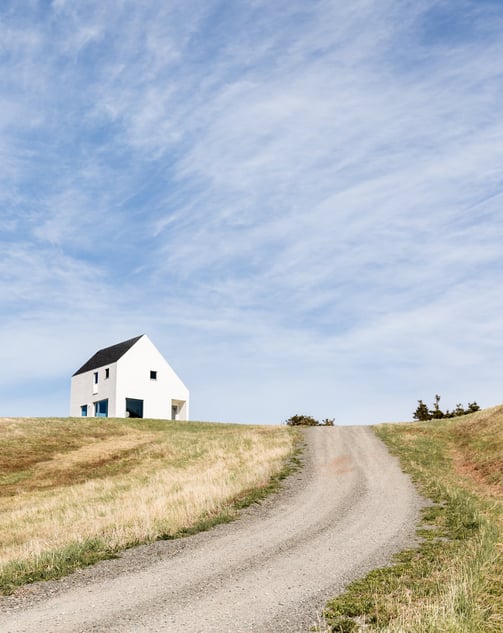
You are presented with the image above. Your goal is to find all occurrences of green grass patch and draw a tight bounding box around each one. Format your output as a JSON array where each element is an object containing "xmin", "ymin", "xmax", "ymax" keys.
[
  {"xmin": 323, "ymin": 407, "xmax": 503, "ymax": 633},
  {"xmin": 0, "ymin": 539, "xmax": 119, "ymax": 595}
]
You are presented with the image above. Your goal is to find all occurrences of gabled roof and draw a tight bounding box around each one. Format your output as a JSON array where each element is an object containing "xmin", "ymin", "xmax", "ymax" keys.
[{"xmin": 73, "ymin": 335, "xmax": 144, "ymax": 376}]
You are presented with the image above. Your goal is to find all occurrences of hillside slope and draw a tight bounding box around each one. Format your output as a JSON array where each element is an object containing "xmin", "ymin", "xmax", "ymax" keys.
[
  {"xmin": 325, "ymin": 405, "xmax": 503, "ymax": 633},
  {"xmin": 0, "ymin": 417, "xmax": 296, "ymax": 592}
]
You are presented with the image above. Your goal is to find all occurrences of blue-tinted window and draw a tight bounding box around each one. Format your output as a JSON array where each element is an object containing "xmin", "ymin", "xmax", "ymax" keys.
[
  {"xmin": 94, "ymin": 399, "xmax": 108, "ymax": 417},
  {"xmin": 81, "ymin": 405, "xmax": 88, "ymax": 417}
]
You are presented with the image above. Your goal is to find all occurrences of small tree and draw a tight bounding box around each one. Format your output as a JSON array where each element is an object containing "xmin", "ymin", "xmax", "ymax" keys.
[
  {"xmin": 429, "ymin": 394, "xmax": 444, "ymax": 419},
  {"xmin": 454, "ymin": 403, "xmax": 465, "ymax": 417},
  {"xmin": 413, "ymin": 400, "xmax": 431, "ymax": 421}
]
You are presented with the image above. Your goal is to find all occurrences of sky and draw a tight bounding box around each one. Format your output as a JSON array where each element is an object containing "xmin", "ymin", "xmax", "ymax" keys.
[{"xmin": 1, "ymin": 0, "xmax": 503, "ymax": 425}]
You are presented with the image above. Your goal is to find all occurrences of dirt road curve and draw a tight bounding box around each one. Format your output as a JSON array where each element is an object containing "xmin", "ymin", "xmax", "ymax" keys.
[{"xmin": 0, "ymin": 426, "xmax": 423, "ymax": 633}]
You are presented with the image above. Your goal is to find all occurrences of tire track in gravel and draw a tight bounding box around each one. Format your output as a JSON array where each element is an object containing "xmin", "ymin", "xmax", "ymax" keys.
[{"xmin": 0, "ymin": 426, "xmax": 424, "ymax": 633}]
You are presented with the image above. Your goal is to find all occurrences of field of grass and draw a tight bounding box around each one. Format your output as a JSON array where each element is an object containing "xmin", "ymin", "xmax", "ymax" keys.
[
  {"xmin": 0, "ymin": 416, "xmax": 297, "ymax": 594},
  {"xmin": 323, "ymin": 405, "xmax": 502, "ymax": 633}
]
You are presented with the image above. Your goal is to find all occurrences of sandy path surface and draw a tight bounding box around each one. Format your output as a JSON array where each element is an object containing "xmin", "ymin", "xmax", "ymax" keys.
[{"xmin": 0, "ymin": 426, "xmax": 423, "ymax": 633}]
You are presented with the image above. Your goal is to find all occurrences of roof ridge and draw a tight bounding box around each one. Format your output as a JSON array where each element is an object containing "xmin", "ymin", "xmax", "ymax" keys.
[{"xmin": 72, "ymin": 335, "xmax": 144, "ymax": 376}]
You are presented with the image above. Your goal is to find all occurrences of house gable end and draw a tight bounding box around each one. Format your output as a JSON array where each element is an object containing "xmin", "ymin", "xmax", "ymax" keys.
[{"xmin": 117, "ymin": 336, "xmax": 188, "ymax": 393}]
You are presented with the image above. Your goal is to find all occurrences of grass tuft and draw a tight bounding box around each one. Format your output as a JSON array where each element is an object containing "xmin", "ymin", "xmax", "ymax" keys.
[{"xmin": 0, "ymin": 539, "xmax": 118, "ymax": 594}]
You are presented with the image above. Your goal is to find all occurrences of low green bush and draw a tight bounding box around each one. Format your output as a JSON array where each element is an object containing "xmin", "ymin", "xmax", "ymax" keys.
[{"xmin": 284, "ymin": 415, "xmax": 334, "ymax": 426}]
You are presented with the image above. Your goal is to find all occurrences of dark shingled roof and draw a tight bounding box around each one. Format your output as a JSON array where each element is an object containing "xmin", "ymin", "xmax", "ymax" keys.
[{"xmin": 73, "ymin": 335, "xmax": 144, "ymax": 376}]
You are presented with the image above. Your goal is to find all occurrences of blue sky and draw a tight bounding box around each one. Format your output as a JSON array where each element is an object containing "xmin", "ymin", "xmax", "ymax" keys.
[{"xmin": 1, "ymin": 0, "xmax": 503, "ymax": 425}]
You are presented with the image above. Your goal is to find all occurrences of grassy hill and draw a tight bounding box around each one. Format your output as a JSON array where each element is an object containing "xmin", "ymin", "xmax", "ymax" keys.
[
  {"xmin": 324, "ymin": 405, "xmax": 503, "ymax": 633},
  {"xmin": 0, "ymin": 417, "xmax": 297, "ymax": 593}
]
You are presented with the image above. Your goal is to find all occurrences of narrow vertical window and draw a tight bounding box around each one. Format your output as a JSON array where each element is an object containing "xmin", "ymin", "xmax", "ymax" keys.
[
  {"xmin": 105, "ymin": 368, "xmax": 110, "ymax": 379},
  {"xmin": 81, "ymin": 405, "xmax": 88, "ymax": 417},
  {"xmin": 150, "ymin": 370, "xmax": 157, "ymax": 380},
  {"xmin": 92, "ymin": 371, "xmax": 99, "ymax": 394}
]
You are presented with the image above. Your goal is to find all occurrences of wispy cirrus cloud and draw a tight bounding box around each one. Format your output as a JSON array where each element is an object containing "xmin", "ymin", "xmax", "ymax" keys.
[{"xmin": 1, "ymin": 0, "xmax": 502, "ymax": 423}]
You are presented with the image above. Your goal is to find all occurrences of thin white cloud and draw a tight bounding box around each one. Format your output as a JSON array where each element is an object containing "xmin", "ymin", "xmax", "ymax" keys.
[{"xmin": 1, "ymin": 0, "xmax": 502, "ymax": 423}]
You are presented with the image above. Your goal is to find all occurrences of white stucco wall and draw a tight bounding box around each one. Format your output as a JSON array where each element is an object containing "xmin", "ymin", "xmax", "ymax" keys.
[
  {"xmin": 70, "ymin": 362, "xmax": 118, "ymax": 417},
  {"xmin": 115, "ymin": 336, "xmax": 189, "ymax": 420},
  {"xmin": 69, "ymin": 335, "xmax": 189, "ymax": 420}
]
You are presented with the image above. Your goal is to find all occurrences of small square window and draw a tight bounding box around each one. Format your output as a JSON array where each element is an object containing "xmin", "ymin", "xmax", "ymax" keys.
[
  {"xmin": 105, "ymin": 368, "xmax": 110, "ymax": 379},
  {"xmin": 150, "ymin": 370, "xmax": 157, "ymax": 380}
]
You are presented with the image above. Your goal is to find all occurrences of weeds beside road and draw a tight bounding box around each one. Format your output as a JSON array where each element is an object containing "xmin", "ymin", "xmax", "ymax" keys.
[
  {"xmin": 0, "ymin": 417, "xmax": 297, "ymax": 593},
  {"xmin": 324, "ymin": 406, "xmax": 503, "ymax": 633}
]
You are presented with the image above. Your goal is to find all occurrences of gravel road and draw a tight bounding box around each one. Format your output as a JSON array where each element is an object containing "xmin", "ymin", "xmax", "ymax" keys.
[{"xmin": 0, "ymin": 426, "xmax": 423, "ymax": 633}]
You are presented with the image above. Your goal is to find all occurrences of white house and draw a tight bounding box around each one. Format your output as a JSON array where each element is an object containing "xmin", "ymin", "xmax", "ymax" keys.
[{"xmin": 70, "ymin": 335, "xmax": 189, "ymax": 420}]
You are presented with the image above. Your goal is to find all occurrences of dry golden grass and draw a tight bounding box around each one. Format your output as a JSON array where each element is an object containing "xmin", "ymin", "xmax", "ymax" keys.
[
  {"xmin": 448, "ymin": 405, "xmax": 503, "ymax": 496},
  {"xmin": 0, "ymin": 417, "xmax": 297, "ymax": 591}
]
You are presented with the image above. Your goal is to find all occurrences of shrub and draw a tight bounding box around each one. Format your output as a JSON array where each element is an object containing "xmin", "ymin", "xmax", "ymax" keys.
[
  {"xmin": 413, "ymin": 396, "xmax": 480, "ymax": 421},
  {"xmin": 284, "ymin": 415, "xmax": 335, "ymax": 426},
  {"xmin": 466, "ymin": 402, "xmax": 480, "ymax": 414},
  {"xmin": 321, "ymin": 418, "xmax": 335, "ymax": 426},
  {"xmin": 285, "ymin": 414, "xmax": 319, "ymax": 426}
]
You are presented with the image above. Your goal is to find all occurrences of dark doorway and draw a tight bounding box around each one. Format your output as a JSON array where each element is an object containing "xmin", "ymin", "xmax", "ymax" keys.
[{"xmin": 126, "ymin": 398, "xmax": 144, "ymax": 418}]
